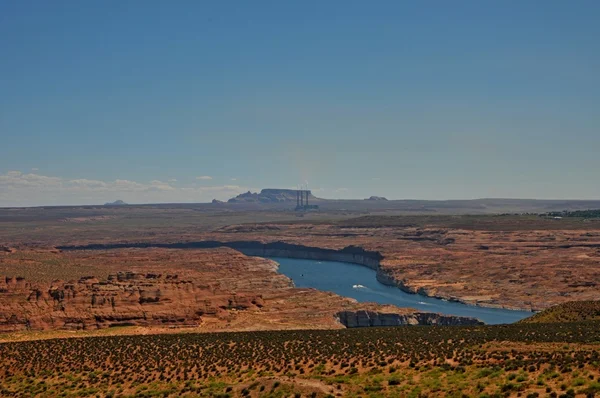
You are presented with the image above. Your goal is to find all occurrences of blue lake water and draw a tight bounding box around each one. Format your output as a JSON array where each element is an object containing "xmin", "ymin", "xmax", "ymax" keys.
[{"xmin": 271, "ymin": 257, "xmax": 533, "ymax": 325}]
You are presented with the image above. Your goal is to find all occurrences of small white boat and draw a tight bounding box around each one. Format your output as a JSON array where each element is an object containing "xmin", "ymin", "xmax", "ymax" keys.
[{"xmin": 352, "ymin": 284, "xmax": 366, "ymax": 289}]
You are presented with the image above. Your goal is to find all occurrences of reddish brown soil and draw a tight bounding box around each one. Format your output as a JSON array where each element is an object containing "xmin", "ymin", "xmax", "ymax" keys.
[
  {"xmin": 2, "ymin": 209, "xmax": 599, "ymax": 317},
  {"xmin": 1, "ymin": 248, "xmax": 459, "ymax": 334},
  {"xmin": 202, "ymin": 223, "xmax": 600, "ymax": 311}
]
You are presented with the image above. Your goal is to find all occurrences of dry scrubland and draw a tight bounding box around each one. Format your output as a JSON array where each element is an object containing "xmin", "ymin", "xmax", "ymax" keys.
[
  {"xmin": 519, "ymin": 301, "xmax": 600, "ymax": 324},
  {"xmin": 1, "ymin": 322, "xmax": 600, "ymax": 397}
]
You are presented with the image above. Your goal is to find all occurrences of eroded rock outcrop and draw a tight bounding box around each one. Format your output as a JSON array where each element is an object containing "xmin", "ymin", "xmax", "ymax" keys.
[
  {"xmin": 0, "ymin": 271, "xmax": 263, "ymax": 332},
  {"xmin": 336, "ymin": 310, "xmax": 483, "ymax": 327},
  {"xmin": 0, "ymin": 248, "xmax": 486, "ymax": 333}
]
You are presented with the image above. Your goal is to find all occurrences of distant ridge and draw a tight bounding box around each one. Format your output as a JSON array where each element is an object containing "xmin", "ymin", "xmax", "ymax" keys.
[
  {"xmin": 15, "ymin": 197, "xmax": 599, "ymax": 213},
  {"xmin": 104, "ymin": 200, "xmax": 127, "ymax": 206},
  {"xmin": 366, "ymin": 196, "xmax": 388, "ymax": 201}
]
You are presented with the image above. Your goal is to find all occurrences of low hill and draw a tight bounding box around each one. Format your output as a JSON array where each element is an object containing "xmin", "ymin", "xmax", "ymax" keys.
[
  {"xmin": 365, "ymin": 196, "xmax": 388, "ymax": 201},
  {"xmin": 104, "ymin": 200, "xmax": 127, "ymax": 206},
  {"xmin": 519, "ymin": 300, "xmax": 600, "ymax": 323}
]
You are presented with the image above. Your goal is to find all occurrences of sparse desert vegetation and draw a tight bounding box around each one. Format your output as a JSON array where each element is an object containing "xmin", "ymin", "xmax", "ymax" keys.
[
  {"xmin": 1, "ymin": 321, "xmax": 600, "ymax": 397},
  {"xmin": 519, "ymin": 301, "xmax": 600, "ymax": 324}
]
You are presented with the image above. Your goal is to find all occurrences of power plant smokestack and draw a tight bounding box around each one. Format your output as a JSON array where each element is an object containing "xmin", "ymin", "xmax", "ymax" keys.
[{"xmin": 295, "ymin": 183, "xmax": 318, "ymax": 211}]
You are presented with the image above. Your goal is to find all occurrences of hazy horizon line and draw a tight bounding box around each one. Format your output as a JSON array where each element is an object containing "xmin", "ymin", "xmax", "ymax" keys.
[{"xmin": 3, "ymin": 196, "xmax": 600, "ymax": 210}]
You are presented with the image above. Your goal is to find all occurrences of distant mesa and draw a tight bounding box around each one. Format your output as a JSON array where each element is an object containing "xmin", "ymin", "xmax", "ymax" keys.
[
  {"xmin": 365, "ymin": 196, "xmax": 388, "ymax": 201},
  {"xmin": 104, "ymin": 200, "xmax": 127, "ymax": 206},
  {"xmin": 212, "ymin": 199, "xmax": 225, "ymax": 205},
  {"xmin": 227, "ymin": 189, "xmax": 319, "ymax": 204}
]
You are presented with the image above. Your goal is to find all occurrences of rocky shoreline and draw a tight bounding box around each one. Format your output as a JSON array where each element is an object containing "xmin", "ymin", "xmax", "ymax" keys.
[
  {"xmin": 336, "ymin": 310, "xmax": 483, "ymax": 327},
  {"xmin": 374, "ymin": 268, "xmax": 534, "ymax": 312},
  {"xmin": 57, "ymin": 241, "xmax": 382, "ymax": 269},
  {"xmin": 58, "ymin": 241, "xmax": 535, "ymax": 313},
  {"xmin": 0, "ymin": 247, "xmax": 483, "ymax": 333}
]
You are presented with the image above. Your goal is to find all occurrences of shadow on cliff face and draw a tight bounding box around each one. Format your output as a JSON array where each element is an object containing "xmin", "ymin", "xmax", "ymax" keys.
[
  {"xmin": 336, "ymin": 310, "xmax": 484, "ymax": 327},
  {"xmin": 57, "ymin": 241, "xmax": 384, "ymax": 268}
]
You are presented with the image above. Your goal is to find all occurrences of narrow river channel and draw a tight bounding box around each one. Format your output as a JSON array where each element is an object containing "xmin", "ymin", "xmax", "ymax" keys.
[{"xmin": 272, "ymin": 257, "xmax": 532, "ymax": 324}]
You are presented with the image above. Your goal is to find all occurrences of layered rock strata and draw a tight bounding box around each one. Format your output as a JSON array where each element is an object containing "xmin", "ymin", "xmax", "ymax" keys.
[
  {"xmin": 336, "ymin": 310, "xmax": 483, "ymax": 327},
  {"xmin": 0, "ymin": 272, "xmax": 263, "ymax": 332},
  {"xmin": 0, "ymin": 248, "xmax": 481, "ymax": 333}
]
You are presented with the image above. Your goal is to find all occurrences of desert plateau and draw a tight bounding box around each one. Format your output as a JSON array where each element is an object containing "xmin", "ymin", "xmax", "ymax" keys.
[{"xmin": 1, "ymin": 199, "xmax": 600, "ymax": 396}]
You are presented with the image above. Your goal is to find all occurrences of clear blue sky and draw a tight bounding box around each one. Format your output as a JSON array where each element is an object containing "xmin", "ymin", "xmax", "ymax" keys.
[{"xmin": 1, "ymin": 1, "xmax": 599, "ymax": 206}]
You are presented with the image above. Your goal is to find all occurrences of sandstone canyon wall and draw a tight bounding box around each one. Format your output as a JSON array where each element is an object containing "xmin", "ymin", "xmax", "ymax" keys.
[
  {"xmin": 336, "ymin": 310, "xmax": 483, "ymax": 328},
  {"xmin": 0, "ymin": 272, "xmax": 263, "ymax": 332}
]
